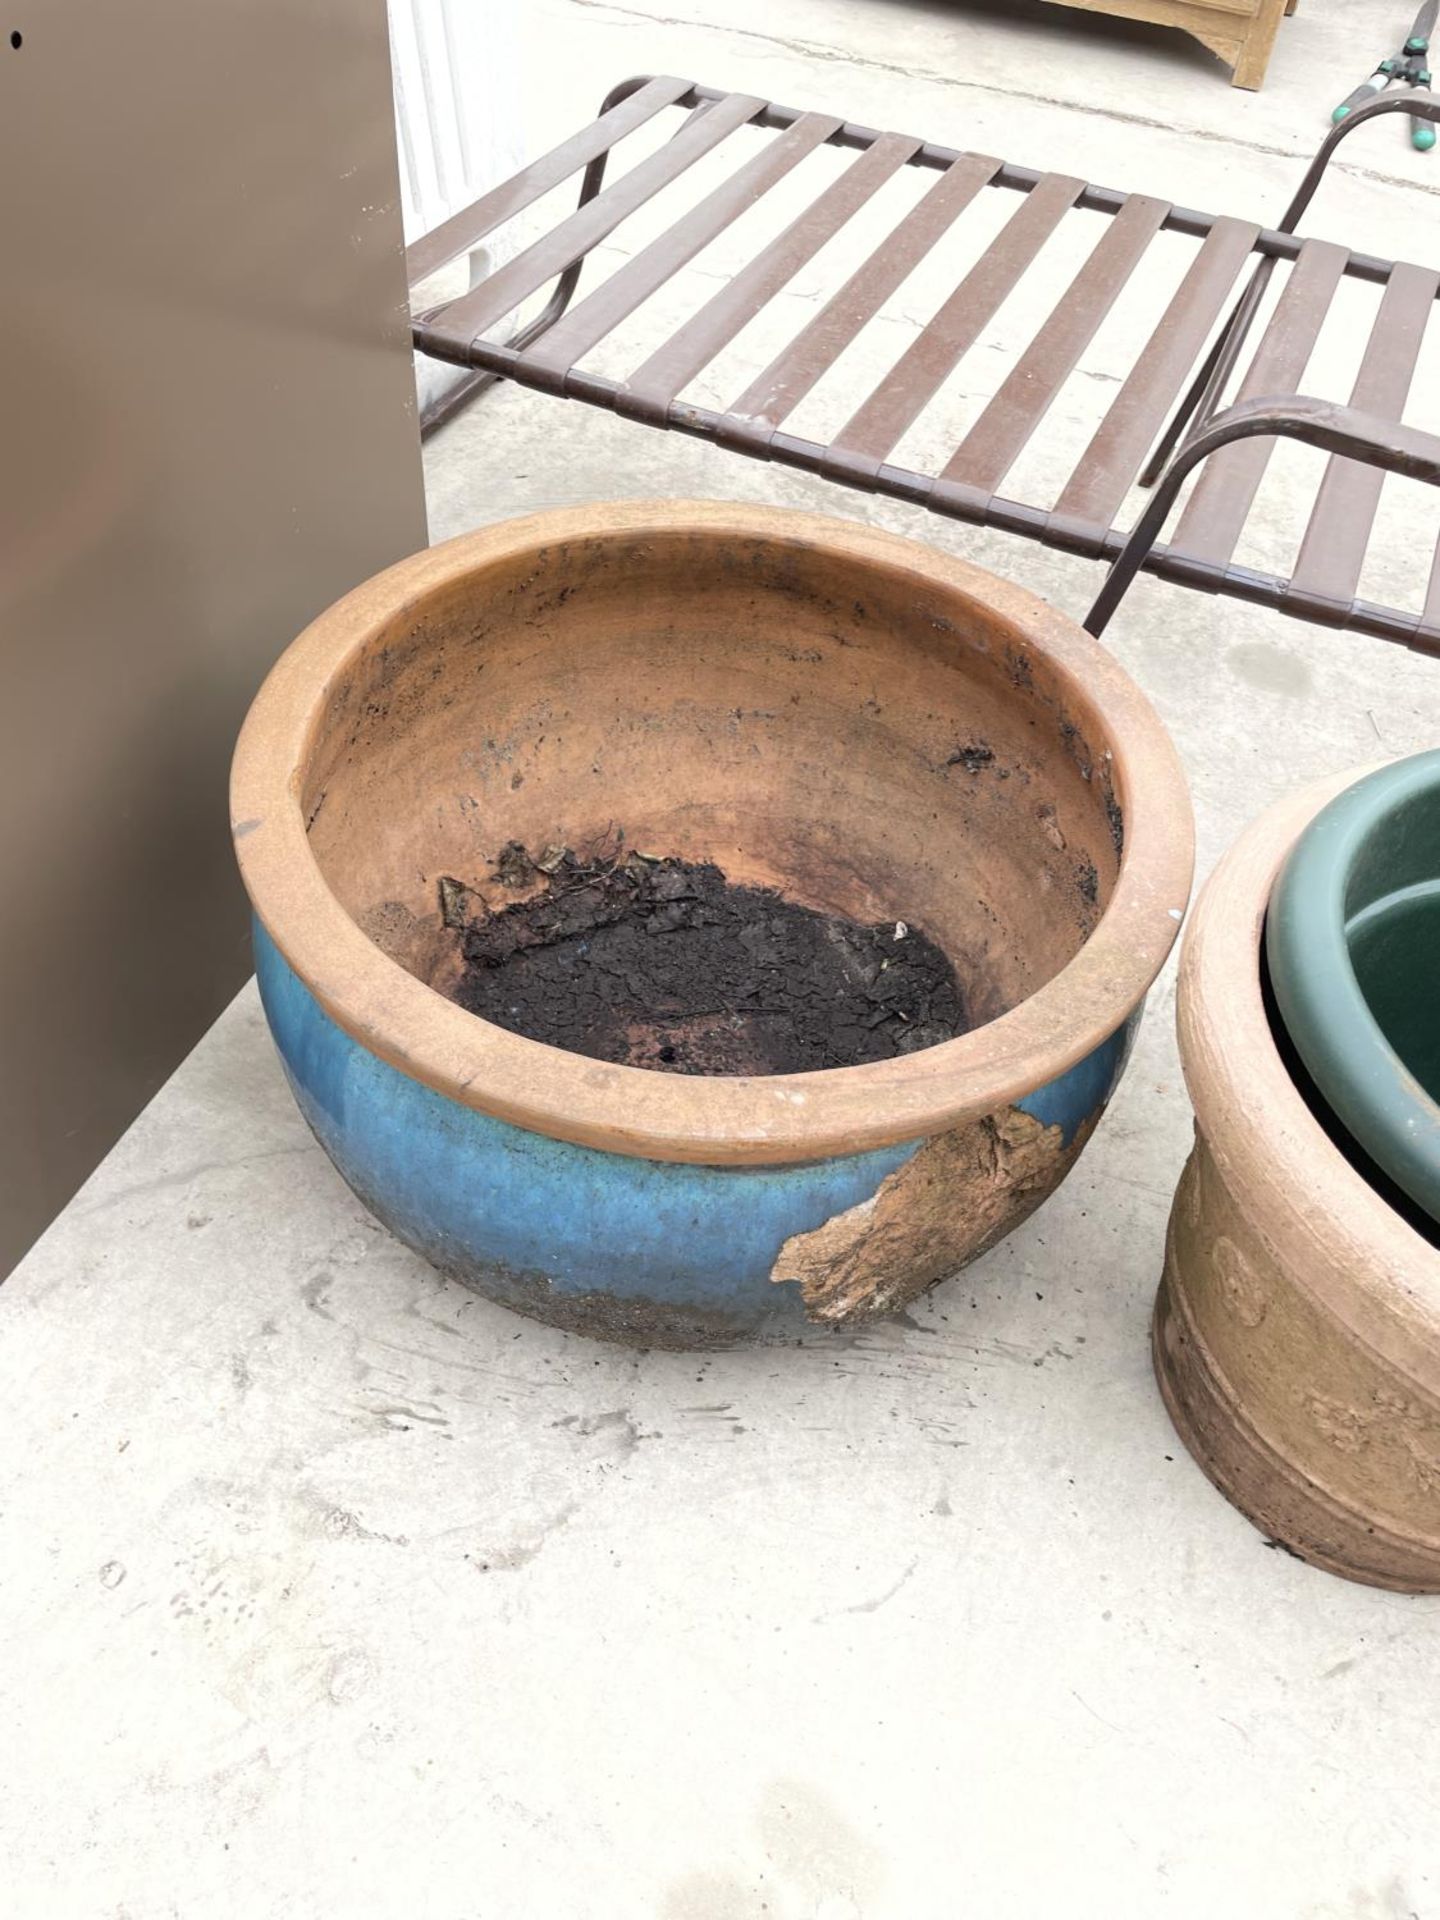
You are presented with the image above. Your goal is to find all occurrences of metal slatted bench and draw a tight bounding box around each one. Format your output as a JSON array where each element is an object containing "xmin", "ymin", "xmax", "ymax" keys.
[{"xmin": 409, "ymin": 77, "xmax": 1440, "ymax": 653}]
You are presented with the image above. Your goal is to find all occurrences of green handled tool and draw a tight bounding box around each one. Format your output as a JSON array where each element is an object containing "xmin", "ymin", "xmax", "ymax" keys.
[{"xmin": 1334, "ymin": 0, "xmax": 1439, "ymax": 150}]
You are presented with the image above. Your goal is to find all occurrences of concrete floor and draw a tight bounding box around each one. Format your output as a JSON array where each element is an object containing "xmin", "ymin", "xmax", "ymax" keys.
[{"xmin": 4, "ymin": 3, "xmax": 1440, "ymax": 1915}]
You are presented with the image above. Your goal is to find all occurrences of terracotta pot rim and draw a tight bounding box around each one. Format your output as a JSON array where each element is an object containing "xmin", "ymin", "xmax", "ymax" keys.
[
  {"xmin": 231, "ymin": 502, "xmax": 1194, "ymax": 1165},
  {"xmin": 1178, "ymin": 767, "xmax": 1440, "ymax": 1333}
]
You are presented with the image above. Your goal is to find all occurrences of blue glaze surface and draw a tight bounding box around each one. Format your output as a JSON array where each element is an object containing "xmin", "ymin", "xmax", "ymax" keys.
[
  {"xmin": 257, "ymin": 924, "xmax": 917, "ymax": 1333},
  {"xmin": 1017, "ymin": 1014, "xmax": 1137, "ymax": 1144},
  {"xmin": 255, "ymin": 923, "xmax": 1137, "ymax": 1336}
]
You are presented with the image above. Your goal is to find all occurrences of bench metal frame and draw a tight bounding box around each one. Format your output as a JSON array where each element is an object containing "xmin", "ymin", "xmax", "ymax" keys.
[{"xmin": 410, "ymin": 79, "xmax": 1440, "ymax": 654}]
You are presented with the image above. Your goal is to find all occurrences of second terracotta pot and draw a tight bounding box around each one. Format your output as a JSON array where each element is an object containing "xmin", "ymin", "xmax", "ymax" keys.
[{"xmin": 1157, "ymin": 770, "xmax": 1440, "ymax": 1590}]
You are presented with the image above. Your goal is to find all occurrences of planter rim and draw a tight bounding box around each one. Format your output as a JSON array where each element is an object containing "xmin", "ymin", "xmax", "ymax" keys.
[
  {"xmin": 1267, "ymin": 749, "xmax": 1440, "ymax": 1226},
  {"xmin": 231, "ymin": 501, "xmax": 1194, "ymax": 1166},
  {"xmin": 1178, "ymin": 765, "xmax": 1440, "ymax": 1351}
]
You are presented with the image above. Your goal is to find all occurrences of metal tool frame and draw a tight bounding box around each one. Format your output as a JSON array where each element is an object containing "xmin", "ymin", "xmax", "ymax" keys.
[
  {"xmin": 410, "ymin": 78, "xmax": 1440, "ymax": 654},
  {"xmin": 1330, "ymin": 0, "xmax": 1438, "ymax": 151}
]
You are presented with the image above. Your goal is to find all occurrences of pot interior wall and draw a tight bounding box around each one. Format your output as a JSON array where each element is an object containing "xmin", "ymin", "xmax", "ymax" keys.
[{"xmin": 300, "ymin": 528, "xmax": 1124, "ymax": 1032}]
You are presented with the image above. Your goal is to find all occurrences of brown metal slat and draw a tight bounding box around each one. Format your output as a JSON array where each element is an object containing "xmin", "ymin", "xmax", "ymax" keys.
[
  {"xmin": 1053, "ymin": 217, "xmax": 1261, "ymax": 533},
  {"xmin": 1289, "ymin": 262, "xmax": 1439, "ymax": 613},
  {"xmin": 941, "ymin": 193, "xmax": 1169, "ymax": 494},
  {"xmin": 665, "ymin": 80, "xmax": 1419, "ymax": 288},
  {"xmin": 405, "ymin": 77, "xmax": 692, "ymax": 287},
  {"xmin": 1173, "ymin": 238, "xmax": 1350, "ymax": 567},
  {"xmin": 618, "ymin": 130, "xmax": 922, "ymax": 424},
  {"xmin": 722, "ymin": 151, "xmax": 1002, "ymax": 445},
  {"xmin": 435, "ymin": 90, "xmax": 766, "ymax": 347},
  {"xmin": 521, "ymin": 111, "xmax": 843, "ymax": 388},
  {"xmin": 433, "ymin": 326, "xmax": 1440, "ymax": 653},
  {"xmin": 837, "ymin": 171, "xmax": 1086, "ymax": 472}
]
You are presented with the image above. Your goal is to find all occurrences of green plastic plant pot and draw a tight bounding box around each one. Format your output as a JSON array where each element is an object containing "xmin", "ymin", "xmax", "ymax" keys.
[{"xmin": 1267, "ymin": 749, "xmax": 1440, "ymax": 1229}]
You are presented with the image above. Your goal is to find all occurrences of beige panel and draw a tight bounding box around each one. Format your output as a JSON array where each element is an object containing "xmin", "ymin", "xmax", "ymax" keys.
[{"xmin": 0, "ymin": 0, "xmax": 428, "ymax": 1270}]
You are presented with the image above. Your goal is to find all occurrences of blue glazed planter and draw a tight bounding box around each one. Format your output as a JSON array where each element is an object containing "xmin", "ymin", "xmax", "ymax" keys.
[
  {"xmin": 233, "ymin": 506, "xmax": 1191, "ymax": 1345},
  {"xmin": 257, "ymin": 923, "xmax": 1138, "ymax": 1345}
]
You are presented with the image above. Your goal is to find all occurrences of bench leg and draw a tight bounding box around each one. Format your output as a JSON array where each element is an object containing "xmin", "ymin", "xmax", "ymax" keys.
[
  {"xmin": 419, "ymin": 76, "xmax": 664, "ymax": 439},
  {"xmin": 1086, "ymin": 395, "xmax": 1440, "ymax": 641},
  {"xmin": 1136, "ymin": 291, "xmax": 1266, "ymax": 488},
  {"xmin": 1139, "ymin": 88, "xmax": 1440, "ymax": 488}
]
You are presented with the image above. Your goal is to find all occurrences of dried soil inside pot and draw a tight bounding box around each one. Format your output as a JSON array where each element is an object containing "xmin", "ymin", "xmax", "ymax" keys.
[{"xmin": 443, "ymin": 844, "xmax": 968, "ymax": 1076}]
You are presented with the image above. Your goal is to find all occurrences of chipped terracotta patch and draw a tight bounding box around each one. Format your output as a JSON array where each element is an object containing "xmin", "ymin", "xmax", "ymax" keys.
[{"xmin": 770, "ymin": 1106, "xmax": 1092, "ymax": 1324}]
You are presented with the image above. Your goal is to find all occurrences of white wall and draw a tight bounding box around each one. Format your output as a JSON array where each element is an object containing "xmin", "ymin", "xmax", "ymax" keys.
[
  {"xmin": 389, "ymin": 0, "xmax": 525, "ymax": 246},
  {"xmin": 389, "ymin": 0, "xmax": 527, "ymax": 417}
]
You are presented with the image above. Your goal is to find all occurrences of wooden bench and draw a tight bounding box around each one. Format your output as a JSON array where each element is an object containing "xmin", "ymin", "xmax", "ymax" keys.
[{"xmin": 1051, "ymin": 0, "xmax": 1297, "ymax": 91}]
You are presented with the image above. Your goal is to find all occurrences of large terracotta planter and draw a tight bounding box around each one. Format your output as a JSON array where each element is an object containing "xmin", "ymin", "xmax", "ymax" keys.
[
  {"xmin": 232, "ymin": 503, "xmax": 1192, "ymax": 1347},
  {"xmin": 1157, "ymin": 771, "xmax": 1440, "ymax": 1590}
]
